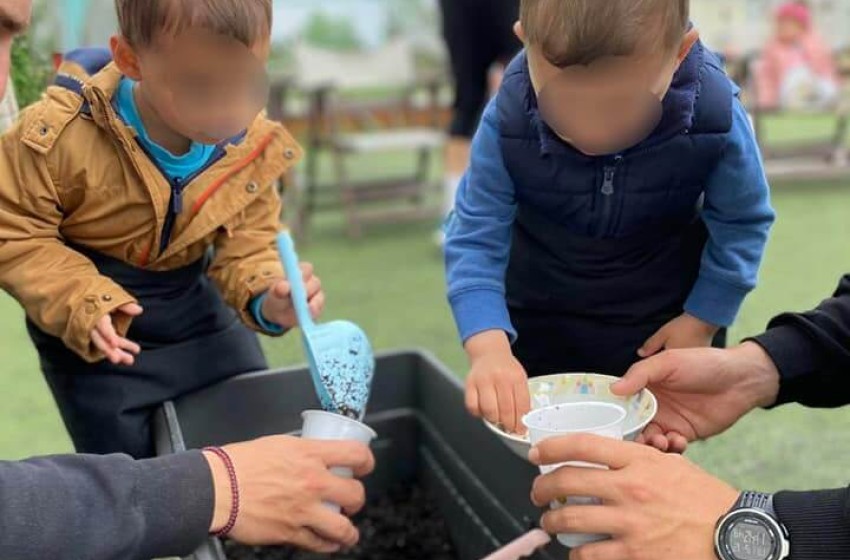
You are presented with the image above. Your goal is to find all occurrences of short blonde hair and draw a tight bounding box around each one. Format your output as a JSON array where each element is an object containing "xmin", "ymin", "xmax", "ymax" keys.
[
  {"xmin": 520, "ymin": 0, "xmax": 689, "ymax": 67},
  {"xmin": 115, "ymin": 0, "xmax": 273, "ymax": 48}
]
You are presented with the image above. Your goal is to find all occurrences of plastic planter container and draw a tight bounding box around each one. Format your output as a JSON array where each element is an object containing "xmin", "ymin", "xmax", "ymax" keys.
[{"xmin": 154, "ymin": 350, "xmax": 562, "ymax": 560}]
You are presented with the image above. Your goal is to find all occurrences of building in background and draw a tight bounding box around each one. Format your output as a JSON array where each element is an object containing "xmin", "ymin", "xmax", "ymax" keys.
[
  {"xmin": 0, "ymin": 82, "xmax": 19, "ymax": 133},
  {"xmin": 44, "ymin": 0, "xmax": 115, "ymax": 52},
  {"xmin": 693, "ymin": 0, "xmax": 850, "ymax": 54},
  {"xmin": 49, "ymin": 0, "xmax": 441, "ymax": 53},
  {"xmin": 47, "ymin": 0, "xmax": 848, "ymax": 60},
  {"xmin": 274, "ymin": 0, "xmax": 440, "ymax": 51}
]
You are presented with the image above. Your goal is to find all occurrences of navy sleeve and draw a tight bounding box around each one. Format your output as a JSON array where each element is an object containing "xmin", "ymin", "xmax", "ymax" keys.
[
  {"xmin": 753, "ymin": 274, "xmax": 850, "ymax": 408},
  {"xmin": 774, "ymin": 487, "xmax": 850, "ymax": 560},
  {"xmin": 444, "ymin": 97, "xmax": 518, "ymax": 344},
  {"xmin": 685, "ymin": 99, "xmax": 776, "ymax": 327},
  {"xmin": 0, "ymin": 452, "xmax": 213, "ymax": 560}
]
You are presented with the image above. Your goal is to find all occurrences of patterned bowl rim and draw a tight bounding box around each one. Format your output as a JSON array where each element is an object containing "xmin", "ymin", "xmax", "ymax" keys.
[{"xmin": 484, "ymin": 373, "xmax": 658, "ymax": 444}]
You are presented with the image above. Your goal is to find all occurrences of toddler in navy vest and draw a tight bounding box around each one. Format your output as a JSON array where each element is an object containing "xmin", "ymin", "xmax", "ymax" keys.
[{"xmin": 444, "ymin": 0, "xmax": 775, "ymax": 434}]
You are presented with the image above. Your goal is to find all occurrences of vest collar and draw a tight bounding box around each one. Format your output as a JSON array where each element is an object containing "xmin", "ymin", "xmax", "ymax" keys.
[{"xmin": 522, "ymin": 42, "xmax": 705, "ymax": 158}]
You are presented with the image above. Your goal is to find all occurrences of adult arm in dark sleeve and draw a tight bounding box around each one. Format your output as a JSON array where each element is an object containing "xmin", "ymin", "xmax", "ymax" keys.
[
  {"xmin": 749, "ymin": 275, "xmax": 850, "ymax": 560},
  {"xmin": 773, "ymin": 487, "xmax": 850, "ymax": 560},
  {"xmin": 0, "ymin": 451, "xmax": 213, "ymax": 560},
  {"xmin": 753, "ymin": 274, "xmax": 850, "ymax": 407}
]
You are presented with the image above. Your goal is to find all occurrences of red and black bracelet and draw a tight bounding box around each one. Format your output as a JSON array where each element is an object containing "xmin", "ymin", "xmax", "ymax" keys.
[{"xmin": 204, "ymin": 446, "xmax": 240, "ymax": 538}]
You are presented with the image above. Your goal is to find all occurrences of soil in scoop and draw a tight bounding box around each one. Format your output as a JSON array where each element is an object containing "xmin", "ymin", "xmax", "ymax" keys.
[{"xmin": 224, "ymin": 485, "xmax": 459, "ymax": 560}]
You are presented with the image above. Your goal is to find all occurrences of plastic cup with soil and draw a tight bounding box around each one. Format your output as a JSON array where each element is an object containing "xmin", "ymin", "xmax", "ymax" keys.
[
  {"xmin": 523, "ymin": 402, "xmax": 626, "ymax": 549},
  {"xmin": 300, "ymin": 410, "xmax": 377, "ymax": 512}
]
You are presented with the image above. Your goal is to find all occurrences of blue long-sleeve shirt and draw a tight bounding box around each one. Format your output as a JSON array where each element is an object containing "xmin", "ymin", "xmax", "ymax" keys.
[
  {"xmin": 445, "ymin": 96, "xmax": 775, "ymax": 344},
  {"xmin": 114, "ymin": 77, "xmax": 216, "ymax": 182}
]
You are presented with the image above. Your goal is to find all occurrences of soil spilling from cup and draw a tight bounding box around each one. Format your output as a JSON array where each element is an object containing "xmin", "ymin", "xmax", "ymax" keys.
[{"xmin": 224, "ymin": 485, "xmax": 459, "ymax": 560}]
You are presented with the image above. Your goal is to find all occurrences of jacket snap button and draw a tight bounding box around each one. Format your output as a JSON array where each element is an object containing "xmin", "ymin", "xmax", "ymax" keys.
[
  {"xmin": 39, "ymin": 125, "xmax": 49, "ymax": 136},
  {"xmin": 284, "ymin": 149, "xmax": 295, "ymax": 160},
  {"xmin": 246, "ymin": 182, "xmax": 259, "ymax": 194},
  {"xmin": 102, "ymin": 294, "xmax": 113, "ymax": 302}
]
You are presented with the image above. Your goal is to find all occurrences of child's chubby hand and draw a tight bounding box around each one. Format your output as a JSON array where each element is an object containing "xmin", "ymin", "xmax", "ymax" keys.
[
  {"xmin": 261, "ymin": 263, "xmax": 325, "ymax": 329},
  {"xmin": 464, "ymin": 330, "xmax": 531, "ymax": 435},
  {"xmin": 638, "ymin": 313, "xmax": 720, "ymax": 358},
  {"xmin": 91, "ymin": 303, "xmax": 144, "ymax": 366}
]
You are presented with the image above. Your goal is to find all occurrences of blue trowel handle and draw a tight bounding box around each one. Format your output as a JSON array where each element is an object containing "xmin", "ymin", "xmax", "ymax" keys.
[{"xmin": 276, "ymin": 231, "xmax": 316, "ymax": 332}]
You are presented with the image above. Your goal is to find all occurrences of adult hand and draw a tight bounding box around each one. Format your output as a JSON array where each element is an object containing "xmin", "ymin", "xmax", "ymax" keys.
[
  {"xmin": 530, "ymin": 434, "xmax": 739, "ymax": 560},
  {"xmin": 91, "ymin": 303, "xmax": 143, "ymax": 365},
  {"xmin": 464, "ymin": 330, "xmax": 531, "ymax": 435},
  {"xmin": 261, "ymin": 263, "xmax": 325, "ymax": 328},
  {"xmin": 204, "ymin": 436, "xmax": 375, "ymax": 553},
  {"xmin": 613, "ymin": 342, "xmax": 781, "ymax": 453},
  {"xmin": 638, "ymin": 313, "xmax": 719, "ymax": 358}
]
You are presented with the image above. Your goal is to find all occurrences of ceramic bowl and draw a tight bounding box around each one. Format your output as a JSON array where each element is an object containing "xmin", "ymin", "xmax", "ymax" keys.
[{"xmin": 484, "ymin": 373, "xmax": 658, "ymax": 460}]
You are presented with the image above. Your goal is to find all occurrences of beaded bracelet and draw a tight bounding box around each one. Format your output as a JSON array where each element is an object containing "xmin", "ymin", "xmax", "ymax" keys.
[{"xmin": 204, "ymin": 446, "xmax": 240, "ymax": 538}]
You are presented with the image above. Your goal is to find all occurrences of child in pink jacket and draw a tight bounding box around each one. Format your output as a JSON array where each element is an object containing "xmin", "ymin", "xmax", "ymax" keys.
[{"xmin": 755, "ymin": 2, "xmax": 839, "ymax": 110}]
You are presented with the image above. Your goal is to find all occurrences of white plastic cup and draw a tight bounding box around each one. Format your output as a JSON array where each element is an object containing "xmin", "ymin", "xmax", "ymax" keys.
[
  {"xmin": 522, "ymin": 402, "xmax": 627, "ymax": 549},
  {"xmin": 301, "ymin": 410, "xmax": 377, "ymax": 513}
]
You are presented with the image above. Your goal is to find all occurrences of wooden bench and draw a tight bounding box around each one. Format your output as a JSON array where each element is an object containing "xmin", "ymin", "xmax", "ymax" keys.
[{"xmin": 273, "ymin": 40, "xmax": 449, "ymax": 239}]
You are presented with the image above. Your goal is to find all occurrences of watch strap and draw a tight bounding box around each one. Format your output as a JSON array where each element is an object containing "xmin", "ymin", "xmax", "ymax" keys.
[
  {"xmin": 722, "ymin": 491, "xmax": 789, "ymax": 560},
  {"xmin": 736, "ymin": 491, "xmax": 776, "ymax": 517}
]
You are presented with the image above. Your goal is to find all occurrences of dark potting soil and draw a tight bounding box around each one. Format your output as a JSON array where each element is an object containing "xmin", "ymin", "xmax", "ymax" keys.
[{"xmin": 224, "ymin": 485, "xmax": 459, "ymax": 560}]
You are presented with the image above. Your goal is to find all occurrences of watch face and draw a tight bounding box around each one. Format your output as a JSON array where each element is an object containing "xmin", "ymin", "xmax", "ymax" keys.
[
  {"xmin": 720, "ymin": 514, "xmax": 781, "ymax": 560},
  {"xmin": 728, "ymin": 519, "xmax": 774, "ymax": 560}
]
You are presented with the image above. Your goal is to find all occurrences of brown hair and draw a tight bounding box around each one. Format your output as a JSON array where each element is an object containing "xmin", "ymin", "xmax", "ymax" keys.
[
  {"xmin": 115, "ymin": 0, "xmax": 273, "ymax": 48},
  {"xmin": 520, "ymin": 0, "xmax": 689, "ymax": 67}
]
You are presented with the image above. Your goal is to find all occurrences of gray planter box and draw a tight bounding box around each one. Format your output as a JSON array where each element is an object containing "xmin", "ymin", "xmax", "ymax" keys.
[{"xmin": 155, "ymin": 350, "xmax": 561, "ymax": 560}]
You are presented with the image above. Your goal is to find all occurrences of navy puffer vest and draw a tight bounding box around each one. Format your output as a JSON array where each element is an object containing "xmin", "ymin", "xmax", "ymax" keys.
[{"xmin": 499, "ymin": 42, "xmax": 734, "ymax": 328}]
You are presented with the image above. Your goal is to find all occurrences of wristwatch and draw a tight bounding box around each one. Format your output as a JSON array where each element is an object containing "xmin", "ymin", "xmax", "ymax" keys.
[{"xmin": 715, "ymin": 492, "xmax": 790, "ymax": 560}]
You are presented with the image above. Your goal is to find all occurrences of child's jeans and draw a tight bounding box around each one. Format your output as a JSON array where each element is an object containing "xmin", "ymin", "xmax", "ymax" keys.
[{"xmin": 27, "ymin": 247, "xmax": 268, "ymax": 459}]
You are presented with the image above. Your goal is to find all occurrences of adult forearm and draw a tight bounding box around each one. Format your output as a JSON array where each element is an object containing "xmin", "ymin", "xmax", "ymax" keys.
[{"xmin": 0, "ymin": 452, "xmax": 213, "ymax": 560}]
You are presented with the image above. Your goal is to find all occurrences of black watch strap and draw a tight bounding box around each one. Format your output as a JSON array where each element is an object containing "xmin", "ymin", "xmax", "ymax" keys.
[{"xmin": 736, "ymin": 492, "xmax": 776, "ymax": 517}]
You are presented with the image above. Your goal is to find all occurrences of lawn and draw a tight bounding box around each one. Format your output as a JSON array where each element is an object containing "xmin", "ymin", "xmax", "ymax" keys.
[{"xmin": 0, "ymin": 142, "xmax": 848, "ymax": 495}]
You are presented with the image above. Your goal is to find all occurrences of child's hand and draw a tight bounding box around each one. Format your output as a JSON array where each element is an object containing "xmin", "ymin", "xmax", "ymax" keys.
[
  {"xmin": 638, "ymin": 313, "xmax": 719, "ymax": 358},
  {"xmin": 464, "ymin": 331, "xmax": 531, "ymax": 435},
  {"xmin": 91, "ymin": 303, "xmax": 143, "ymax": 366},
  {"xmin": 261, "ymin": 263, "xmax": 325, "ymax": 329}
]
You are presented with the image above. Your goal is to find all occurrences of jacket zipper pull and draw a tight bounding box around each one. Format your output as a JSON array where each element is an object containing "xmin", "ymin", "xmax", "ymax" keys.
[
  {"xmin": 601, "ymin": 167, "xmax": 616, "ymax": 196},
  {"xmin": 601, "ymin": 156, "xmax": 623, "ymax": 196},
  {"xmin": 171, "ymin": 177, "xmax": 184, "ymax": 214}
]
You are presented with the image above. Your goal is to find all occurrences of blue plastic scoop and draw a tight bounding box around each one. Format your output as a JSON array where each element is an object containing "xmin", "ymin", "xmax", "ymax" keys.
[{"xmin": 276, "ymin": 232, "xmax": 375, "ymax": 420}]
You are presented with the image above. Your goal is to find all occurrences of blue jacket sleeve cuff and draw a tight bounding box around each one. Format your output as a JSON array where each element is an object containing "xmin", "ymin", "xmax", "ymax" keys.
[
  {"xmin": 684, "ymin": 274, "xmax": 751, "ymax": 328},
  {"xmin": 450, "ymin": 288, "xmax": 517, "ymax": 344},
  {"xmin": 250, "ymin": 293, "xmax": 286, "ymax": 334}
]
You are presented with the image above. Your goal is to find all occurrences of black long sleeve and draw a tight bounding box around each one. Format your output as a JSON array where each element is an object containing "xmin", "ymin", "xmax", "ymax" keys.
[
  {"xmin": 750, "ymin": 274, "xmax": 850, "ymax": 560},
  {"xmin": 0, "ymin": 451, "xmax": 214, "ymax": 560},
  {"xmin": 754, "ymin": 274, "xmax": 850, "ymax": 407},
  {"xmin": 773, "ymin": 488, "xmax": 850, "ymax": 560}
]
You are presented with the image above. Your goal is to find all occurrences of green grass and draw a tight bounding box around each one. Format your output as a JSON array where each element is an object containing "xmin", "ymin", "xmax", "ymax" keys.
[
  {"xmin": 762, "ymin": 113, "xmax": 845, "ymax": 146},
  {"xmin": 0, "ymin": 162, "xmax": 848, "ymax": 494},
  {"xmin": 759, "ymin": 111, "xmax": 850, "ymax": 159},
  {"xmin": 688, "ymin": 181, "xmax": 850, "ymax": 492}
]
